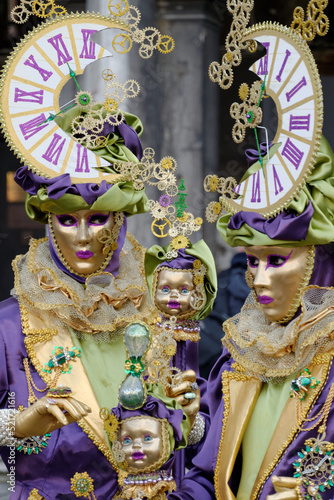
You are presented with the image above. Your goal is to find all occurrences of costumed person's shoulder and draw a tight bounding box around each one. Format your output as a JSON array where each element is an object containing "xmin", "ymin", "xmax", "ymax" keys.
[{"xmin": 0, "ymin": 297, "xmax": 24, "ymax": 346}]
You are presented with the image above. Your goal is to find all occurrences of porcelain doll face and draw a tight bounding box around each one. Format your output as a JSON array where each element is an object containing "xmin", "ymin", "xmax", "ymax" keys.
[
  {"xmin": 50, "ymin": 210, "xmax": 114, "ymax": 275},
  {"xmin": 155, "ymin": 269, "xmax": 195, "ymax": 317},
  {"xmin": 246, "ymin": 246, "xmax": 310, "ymax": 322},
  {"xmin": 120, "ymin": 418, "xmax": 163, "ymax": 470}
]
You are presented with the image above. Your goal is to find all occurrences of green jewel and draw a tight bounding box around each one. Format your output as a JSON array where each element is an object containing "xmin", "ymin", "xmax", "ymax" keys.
[
  {"xmin": 293, "ymin": 462, "xmax": 300, "ymax": 467},
  {"xmin": 329, "ymin": 480, "xmax": 334, "ymax": 487},
  {"xmin": 319, "ymin": 485, "xmax": 325, "ymax": 492},
  {"xmin": 298, "ymin": 452, "xmax": 304, "ymax": 458},
  {"xmin": 27, "ymin": 448, "xmax": 32, "ymax": 455},
  {"xmin": 294, "ymin": 473, "xmax": 301, "ymax": 478},
  {"xmin": 35, "ymin": 447, "xmax": 39, "ymax": 454},
  {"xmin": 17, "ymin": 446, "xmax": 22, "ymax": 451},
  {"xmin": 306, "ymin": 445, "xmax": 311, "ymax": 452}
]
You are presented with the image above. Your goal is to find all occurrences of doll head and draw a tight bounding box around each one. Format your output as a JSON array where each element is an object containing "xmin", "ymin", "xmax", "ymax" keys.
[
  {"xmin": 145, "ymin": 242, "xmax": 217, "ymax": 322},
  {"xmin": 118, "ymin": 416, "xmax": 167, "ymax": 472},
  {"xmin": 153, "ymin": 259, "xmax": 206, "ymax": 320}
]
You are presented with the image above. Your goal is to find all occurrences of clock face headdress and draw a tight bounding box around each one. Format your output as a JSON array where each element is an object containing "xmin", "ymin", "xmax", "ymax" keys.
[
  {"xmin": 0, "ymin": 2, "xmax": 175, "ymax": 222},
  {"xmin": 205, "ymin": 0, "xmax": 334, "ymax": 248}
]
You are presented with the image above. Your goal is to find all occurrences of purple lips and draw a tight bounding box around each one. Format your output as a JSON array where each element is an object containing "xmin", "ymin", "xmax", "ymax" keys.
[
  {"xmin": 168, "ymin": 301, "xmax": 181, "ymax": 309},
  {"xmin": 132, "ymin": 452, "xmax": 145, "ymax": 460},
  {"xmin": 258, "ymin": 295, "xmax": 274, "ymax": 305},
  {"xmin": 76, "ymin": 251, "xmax": 94, "ymax": 259}
]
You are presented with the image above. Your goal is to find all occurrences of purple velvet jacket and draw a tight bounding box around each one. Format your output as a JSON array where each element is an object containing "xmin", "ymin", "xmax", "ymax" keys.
[
  {"xmin": 169, "ymin": 346, "xmax": 334, "ymax": 500},
  {"xmin": 0, "ymin": 297, "xmax": 121, "ymax": 499}
]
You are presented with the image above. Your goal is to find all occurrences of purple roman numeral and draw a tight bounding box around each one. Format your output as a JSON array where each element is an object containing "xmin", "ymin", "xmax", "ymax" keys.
[
  {"xmin": 276, "ymin": 49, "xmax": 291, "ymax": 83},
  {"xmin": 24, "ymin": 55, "xmax": 53, "ymax": 82},
  {"xmin": 286, "ymin": 76, "xmax": 307, "ymax": 103},
  {"xmin": 257, "ymin": 42, "xmax": 270, "ymax": 76},
  {"xmin": 75, "ymin": 144, "xmax": 90, "ymax": 173},
  {"xmin": 47, "ymin": 33, "xmax": 72, "ymax": 66},
  {"xmin": 289, "ymin": 114, "xmax": 310, "ymax": 131},
  {"xmin": 19, "ymin": 114, "xmax": 48, "ymax": 140},
  {"xmin": 42, "ymin": 133, "xmax": 66, "ymax": 165},
  {"xmin": 14, "ymin": 88, "xmax": 44, "ymax": 104},
  {"xmin": 251, "ymin": 171, "xmax": 261, "ymax": 203},
  {"xmin": 272, "ymin": 165, "xmax": 283, "ymax": 196},
  {"xmin": 281, "ymin": 138, "xmax": 304, "ymax": 170},
  {"xmin": 79, "ymin": 29, "xmax": 97, "ymax": 60}
]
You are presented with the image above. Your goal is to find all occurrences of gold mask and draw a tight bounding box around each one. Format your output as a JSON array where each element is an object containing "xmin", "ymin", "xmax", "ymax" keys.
[
  {"xmin": 246, "ymin": 246, "xmax": 314, "ymax": 323},
  {"xmin": 49, "ymin": 210, "xmax": 115, "ymax": 276},
  {"xmin": 154, "ymin": 269, "xmax": 195, "ymax": 318},
  {"xmin": 120, "ymin": 418, "xmax": 163, "ymax": 471}
]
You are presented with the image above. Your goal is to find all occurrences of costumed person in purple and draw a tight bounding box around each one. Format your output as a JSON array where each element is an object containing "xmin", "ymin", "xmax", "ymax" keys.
[
  {"xmin": 169, "ymin": 1, "xmax": 334, "ymax": 499},
  {"xmin": 0, "ymin": 4, "xmax": 199, "ymax": 499}
]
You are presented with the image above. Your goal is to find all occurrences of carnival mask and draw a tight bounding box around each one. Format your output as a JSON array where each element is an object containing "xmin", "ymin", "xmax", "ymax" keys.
[
  {"xmin": 120, "ymin": 417, "xmax": 163, "ymax": 471},
  {"xmin": 49, "ymin": 210, "xmax": 114, "ymax": 276},
  {"xmin": 155, "ymin": 269, "xmax": 195, "ymax": 318},
  {"xmin": 246, "ymin": 246, "xmax": 313, "ymax": 323}
]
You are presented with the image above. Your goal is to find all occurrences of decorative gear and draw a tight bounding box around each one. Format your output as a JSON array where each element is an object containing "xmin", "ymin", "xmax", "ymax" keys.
[
  {"xmin": 52, "ymin": 5, "xmax": 67, "ymax": 17},
  {"xmin": 112, "ymin": 34, "xmax": 133, "ymax": 54},
  {"xmin": 159, "ymin": 194, "xmax": 172, "ymax": 207},
  {"xmin": 205, "ymin": 201, "xmax": 221, "ymax": 223},
  {"xmin": 32, "ymin": 0, "xmax": 55, "ymax": 18},
  {"xmin": 122, "ymin": 80, "xmax": 140, "ymax": 99},
  {"xmin": 75, "ymin": 91, "xmax": 93, "ymax": 110},
  {"xmin": 291, "ymin": 0, "xmax": 329, "ymax": 41},
  {"xmin": 11, "ymin": 5, "xmax": 30, "ymax": 24},
  {"xmin": 171, "ymin": 235, "xmax": 190, "ymax": 250},
  {"xmin": 151, "ymin": 219, "xmax": 172, "ymax": 238},
  {"xmin": 108, "ymin": 0, "xmax": 129, "ymax": 18},
  {"xmin": 123, "ymin": 5, "xmax": 141, "ymax": 28},
  {"xmin": 103, "ymin": 97, "xmax": 119, "ymax": 113},
  {"xmin": 102, "ymin": 69, "xmax": 114, "ymax": 81},
  {"xmin": 239, "ymin": 83, "xmax": 250, "ymax": 101},
  {"xmin": 151, "ymin": 204, "xmax": 168, "ymax": 220},
  {"xmin": 293, "ymin": 435, "xmax": 334, "ymax": 499},
  {"xmin": 161, "ymin": 157, "xmax": 176, "ymax": 170},
  {"xmin": 158, "ymin": 36, "xmax": 175, "ymax": 54},
  {"xmin": 70, "ymin": 472, "xmax": 95, "ymax": 498}
]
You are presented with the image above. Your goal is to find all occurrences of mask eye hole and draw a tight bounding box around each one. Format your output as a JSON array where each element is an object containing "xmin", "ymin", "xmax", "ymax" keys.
[
  {"xmin": 56, "ymin": 215, "xmax": 77, "ymax": 227},
  {"xmin": 88, "ymin": 214, "xmax": 109, "ymax": 226},
  {"xmin": 246, "ymin": 255, "xmax": 259, "ymax": 268}
]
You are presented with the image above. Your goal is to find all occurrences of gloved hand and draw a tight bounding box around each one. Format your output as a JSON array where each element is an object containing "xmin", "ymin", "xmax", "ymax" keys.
[
  {"xmin": 266, "ymin": 476, "xmax": 300, "ymax": 500},
  {"xmin": 165, "ymin": 369, "xmax": 200, "ymax": 427},
  {"xmin": 14, "ymin": 395, "xmax": 91, "ymax": 438}
]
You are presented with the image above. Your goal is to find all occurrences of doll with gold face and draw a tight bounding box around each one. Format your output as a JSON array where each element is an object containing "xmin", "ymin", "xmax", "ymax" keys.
[{"xmin": 103, "ymin": 396, "xmax": 189, "ymax": 500}]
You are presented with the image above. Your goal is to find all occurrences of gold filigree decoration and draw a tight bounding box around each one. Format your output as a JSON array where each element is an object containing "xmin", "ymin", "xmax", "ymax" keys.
[
  {"xmin": 27, "ymin": 489, "xmax": 43, "ymax": 500},
  {"xmin": 204, "ymin": 176, "xmax": 239, "ymax": 223},
  {"xmin": 208, "ymin": 0, "xmax": 256, "ymax": 90},
  {"xmin": 230, "ymin": 80, "xmax": 263, "ymax": 143},
  {"xmin": 108, "ymin": 0, "xmax": 175, "ymax": 59},
  {"xmin": 11, "ymin": 0, "xmax": 67, "ymax": 24},
  {"xmin": 100, "ymin": 407, "xmax": 119, "ymax": 442},
  {"xmin": 291, "ymin": 0, "xmax": 329, "ymax": 41},
  {"xmin": 70, "ymin": 472, "xmax": 96, "ymax": 499}
]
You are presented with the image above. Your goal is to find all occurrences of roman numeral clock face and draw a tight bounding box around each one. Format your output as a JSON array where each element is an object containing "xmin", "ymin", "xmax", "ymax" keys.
[
  {"xmin": 0, "ymin": 13, "xmax": 129, "ymax": 183},
  {"xmin": 228, "ymin": 22, "xmax": 323, "ymax": 217}
]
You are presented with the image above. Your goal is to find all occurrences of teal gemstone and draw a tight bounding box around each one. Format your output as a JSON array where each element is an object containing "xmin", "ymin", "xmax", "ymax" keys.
[
  {"xmin": 319, "ymin": 485, "xmax": 325, "ymax": 492},
  {"xmin": 41, "ymin": 441, "xmax": 48, "ymax": 447},
  {"xmin": 48, "ymin": 360, "xmax": 53, "ymax": 367},
  {"xmin": 301, "ymin": 377, "xmax": 311, "ymax": 386},
  {"xmin": 298, "ymin": 452, "xmax": 304, "ymax": 458},
  {"xmin": 124, "ymin": 323, "xmax": 150, "ymax": 358},
  {"xmin": 315, "ymin": 446, "xmax": 319, "ymax": 453},
  {"xmin": 329, "ymin": 480, "xmax": 333, "ymax": 487},
  {"xmin": 331, "ymin": 460, "xmax": 334, "ymax": 465},
  {"xmin": 35, "ymin": 447, "xmax": 39, "ymax": 454},
  {"xmin": 306, "ymin": 445, "xmax": 311, "ymax": 452},
  {"xmin": 293, "ymin": 462, "xmax": 300, "ymax": 467},
  {"xmin": 119, "ymin": 374, "xmax": 145, "ymax": 409},
  {"xmin": 27, "ymin": 448, "xmax": 32, "ymax": 455},
  {"xmin": 327, "ymin": 450, "xmax": 332, "ymax": 455},
  {"xmin": 17, "ymin": 446, "xmax": 22, "ymax": 451},
  {"xmin": 45, "ymin": 434, "xmax": 51, "ymax": 437},
  {"xmin": 293, "ymin": 473, "xmax": 301, "ymax": 478},
  {"xmin": 291, "ymin": 382, "xmax": 299, "ymax": 391},
  {"xmin": 56, "ymin": 353, "xmax": 66, "ymax": 364}
]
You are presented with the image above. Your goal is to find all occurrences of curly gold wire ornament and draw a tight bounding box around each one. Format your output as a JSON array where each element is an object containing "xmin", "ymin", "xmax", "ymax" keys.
[{"xmin": 230, "ymin": 80, "xmax": 263, "ymax": 143}]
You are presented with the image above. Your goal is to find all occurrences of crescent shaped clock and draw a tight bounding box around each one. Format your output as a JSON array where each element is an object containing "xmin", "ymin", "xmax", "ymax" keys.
[
  {"xmin": 224, "ymin": 22, "xmax": 323, "ymax": 218},
  {"xmin": 0, "ymin": 12, "xmax": 130, "ymax": 184}
]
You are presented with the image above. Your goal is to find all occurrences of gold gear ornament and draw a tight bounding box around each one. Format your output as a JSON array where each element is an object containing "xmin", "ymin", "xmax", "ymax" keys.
[
  {"xmin": 112, "ymin": 34, "xmax": 133, "ymax": 54},
  {"xmin": 151, "ymin": 219, "xmax": 172, "ymax": 238}
]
